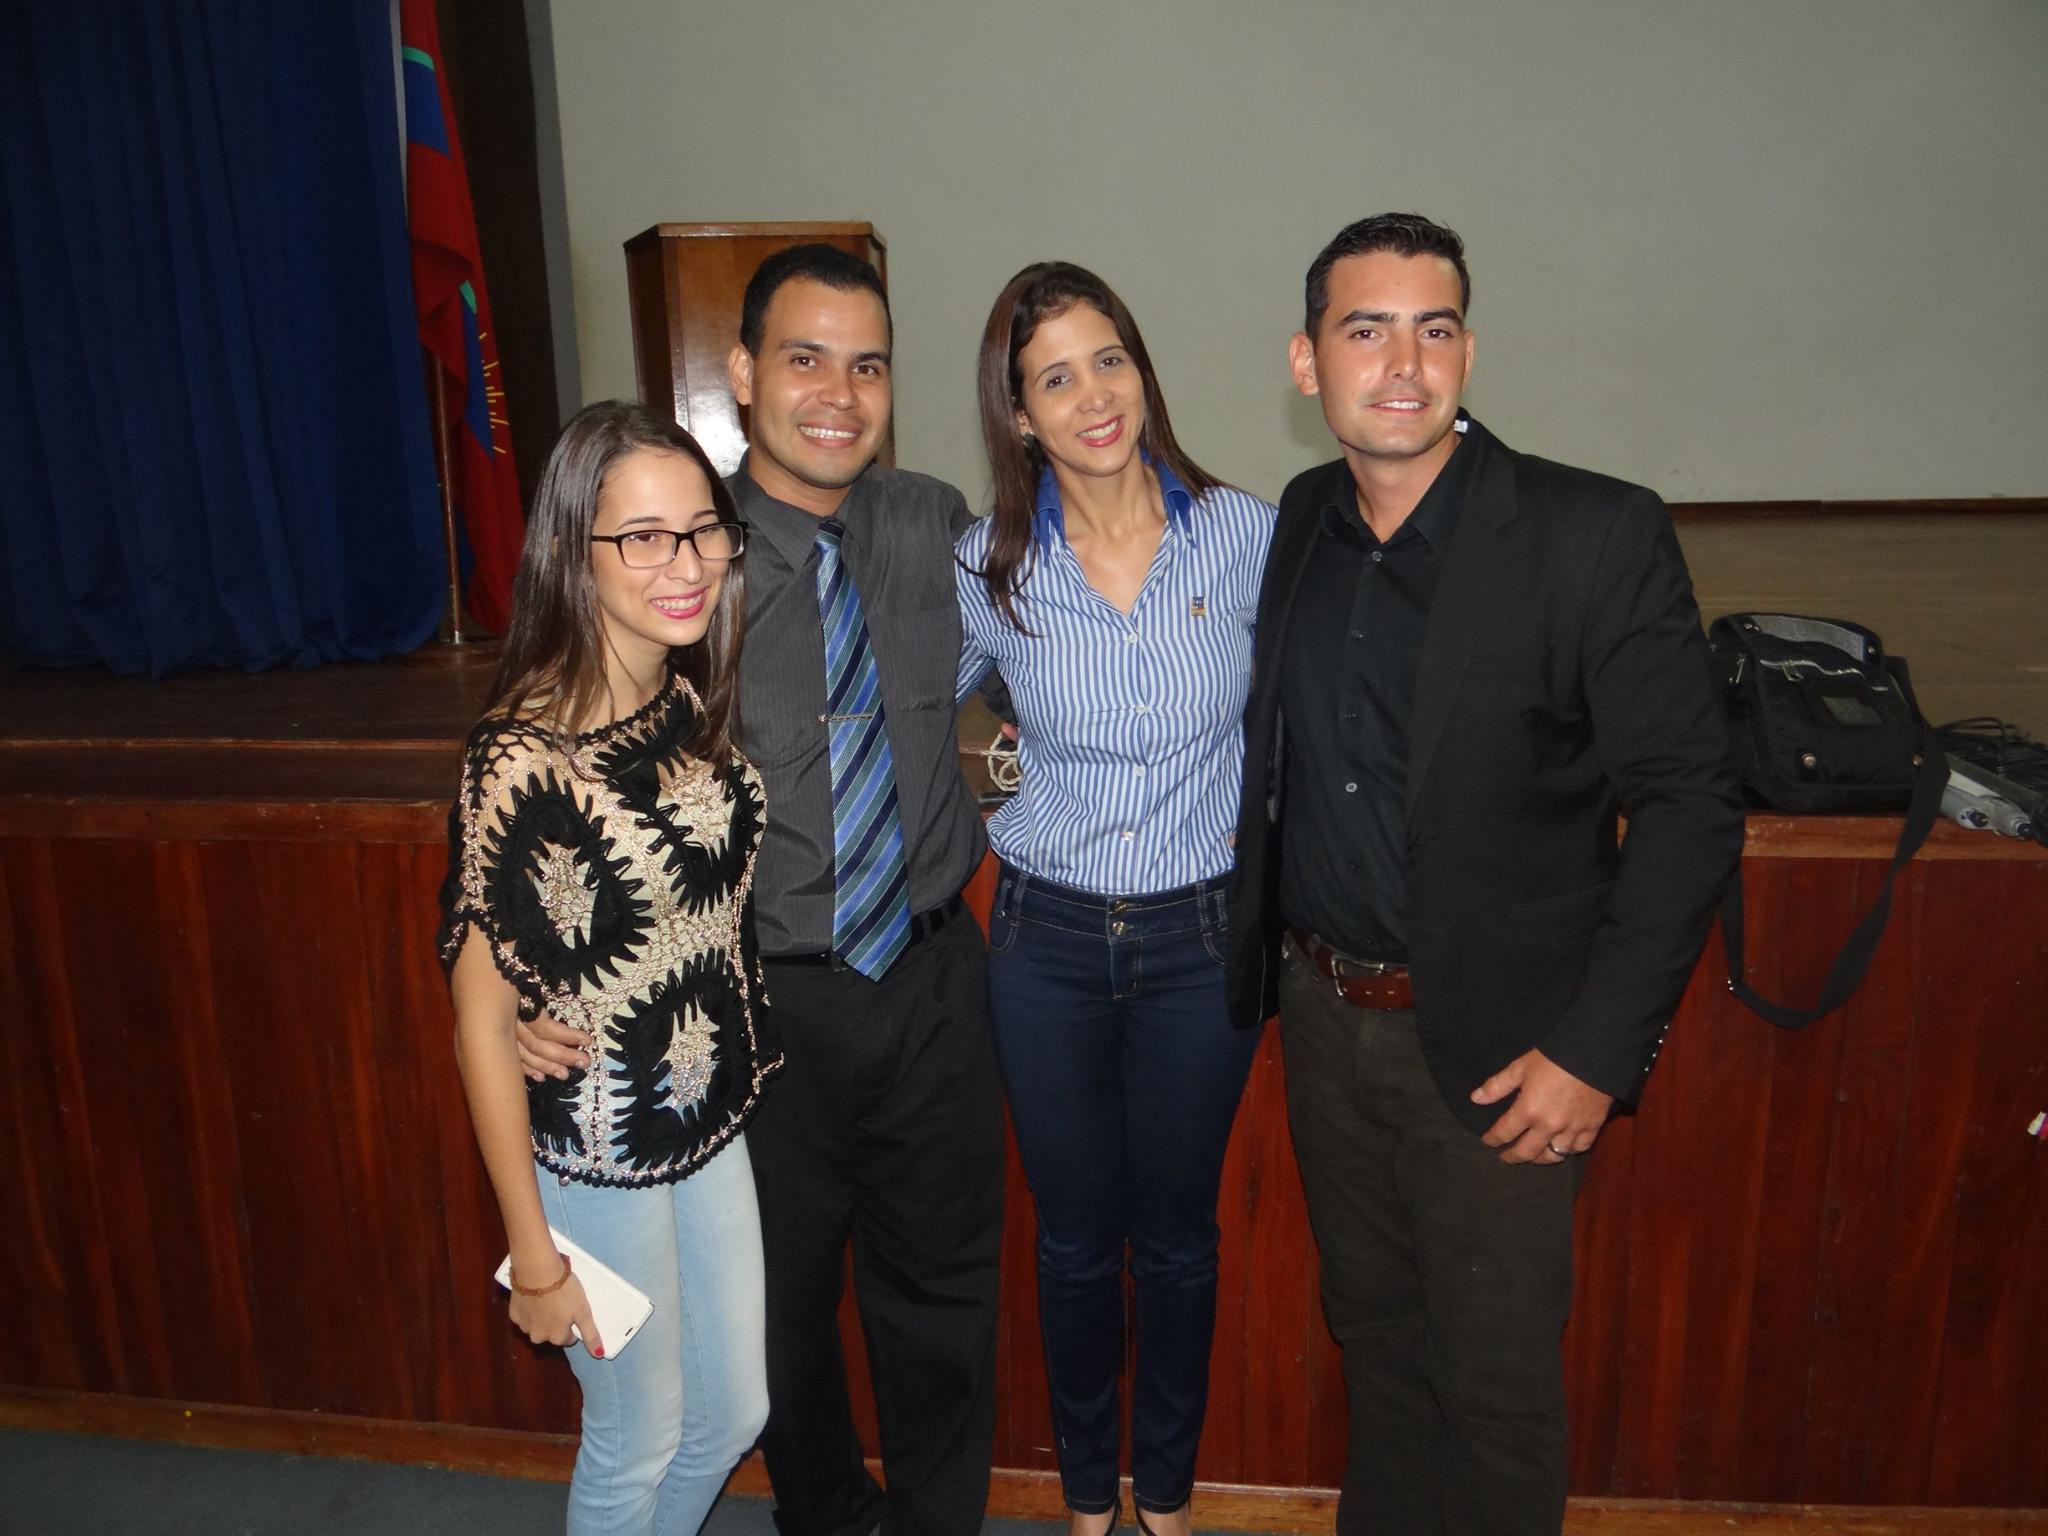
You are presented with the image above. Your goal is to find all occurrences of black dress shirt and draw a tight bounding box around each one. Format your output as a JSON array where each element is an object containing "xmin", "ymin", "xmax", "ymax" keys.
[
  {"xmin": 729, "ymin": 457, "xmax": 987, "ymax": 955},
  {"xmin": 1277, "ymin": 419, "xmax": 1483, "ymax": 961}
]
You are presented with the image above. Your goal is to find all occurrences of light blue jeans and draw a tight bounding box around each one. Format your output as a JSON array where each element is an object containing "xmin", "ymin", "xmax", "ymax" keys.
[{"xmin": 537, "ymin": 1135, "xmax": 768, "ymax": 1536}]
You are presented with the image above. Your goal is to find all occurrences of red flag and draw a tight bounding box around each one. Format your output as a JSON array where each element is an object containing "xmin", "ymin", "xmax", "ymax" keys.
[{"xmin": 399, "ymin": 0, "xmax": 522, "ymax": 634}]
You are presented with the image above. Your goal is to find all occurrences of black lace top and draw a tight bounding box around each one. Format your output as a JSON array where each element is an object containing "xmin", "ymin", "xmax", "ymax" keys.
[{"xmin": 437, "ymin": 672, "xmax": 779, "ymax": 1187}]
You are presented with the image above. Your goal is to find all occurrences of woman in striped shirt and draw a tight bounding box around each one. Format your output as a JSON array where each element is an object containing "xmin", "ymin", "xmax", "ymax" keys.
[{"xmin": 956, "ymin": 263, "xmax": 1276, "ymax": 1536}]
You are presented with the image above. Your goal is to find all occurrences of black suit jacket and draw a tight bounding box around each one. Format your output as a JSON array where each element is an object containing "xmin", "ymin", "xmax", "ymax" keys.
[{"xmin": 1224, "ymin": 420, "xmax": 1745, "ymax": 1132}]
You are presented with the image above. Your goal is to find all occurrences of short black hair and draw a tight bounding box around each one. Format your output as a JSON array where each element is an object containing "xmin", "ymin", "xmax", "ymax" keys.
[
  {"xmin": 738, "ymin": 243, "xmax": 892, "ymax": 356},
  {"xmin": 1303, "ymin": 213, "xmax": 1471, "ymax": 336}
]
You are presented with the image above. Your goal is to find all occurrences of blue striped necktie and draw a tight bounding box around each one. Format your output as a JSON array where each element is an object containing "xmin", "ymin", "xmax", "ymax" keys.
[{"xmin": 814, "ymin": 518, "xmax": 913, "ymax": 979}]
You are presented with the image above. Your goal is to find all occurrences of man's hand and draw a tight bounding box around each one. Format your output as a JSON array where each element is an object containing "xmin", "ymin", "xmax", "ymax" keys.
[
  {"xmin": 1472, "ymin": 1048, "xmax": 1613, "ymax": 1165},
  {"xmin": 517, "ymin": 1013, "xmax": 591, "ymax": 1083}
]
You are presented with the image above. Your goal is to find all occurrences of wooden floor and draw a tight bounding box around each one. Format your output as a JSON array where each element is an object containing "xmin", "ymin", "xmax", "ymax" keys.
[{"xmin": 1677, "ymin": 512, "xmax": 2048, "ymax": 739}]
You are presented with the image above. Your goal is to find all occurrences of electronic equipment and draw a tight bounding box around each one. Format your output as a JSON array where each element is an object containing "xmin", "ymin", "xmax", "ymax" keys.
[{"xmin": 1939, "ymin": 719, "xmax": 2048, "ymax": 847}]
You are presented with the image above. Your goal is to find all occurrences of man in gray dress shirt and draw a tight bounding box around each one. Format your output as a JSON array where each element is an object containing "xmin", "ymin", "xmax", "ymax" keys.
[{"xmin": 523, "ymin": 244, "xmax": 1003, "ymax": 1536}]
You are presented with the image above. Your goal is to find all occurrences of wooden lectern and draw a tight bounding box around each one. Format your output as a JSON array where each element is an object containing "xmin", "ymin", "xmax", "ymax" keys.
[{"xmin": 623, "ymin": 221, "xmax": 892, "ymax": 476}]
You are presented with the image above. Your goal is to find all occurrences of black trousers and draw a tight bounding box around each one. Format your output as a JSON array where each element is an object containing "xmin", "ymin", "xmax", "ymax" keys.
[
  {"xmin": 749, "ymin": 915, "xmax": 1005, "ymax": 1536},
  {"xmin": 1278, "ymin": 941, "xmax": 1586, "ymax": 1536}
]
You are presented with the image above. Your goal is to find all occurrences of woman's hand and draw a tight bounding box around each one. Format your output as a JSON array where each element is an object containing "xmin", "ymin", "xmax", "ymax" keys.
[{"xmin": 507, "ymin": 1259, "xmax": 606, "ymax": 1358}]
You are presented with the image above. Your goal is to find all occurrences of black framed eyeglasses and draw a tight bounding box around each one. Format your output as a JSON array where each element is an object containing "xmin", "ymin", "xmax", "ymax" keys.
[{"xmin": 591, "ymin": 521, "xmax": 749, "ymax": 568}]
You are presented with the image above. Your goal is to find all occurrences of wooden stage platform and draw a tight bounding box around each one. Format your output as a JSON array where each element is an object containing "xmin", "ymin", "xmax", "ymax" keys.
[
  {"xmin": 0, "ymin": 644, "xmax": 491, "ymax": 818},
  {"xmin": 2, "ymin": 631, "xmax": 2045, "ymax": 1526}
]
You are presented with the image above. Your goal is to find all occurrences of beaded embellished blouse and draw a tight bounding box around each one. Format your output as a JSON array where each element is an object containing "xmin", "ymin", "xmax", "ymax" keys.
[{"xmin": 438, "ymin": 671, "xmax": 778, "ymax": 1188}]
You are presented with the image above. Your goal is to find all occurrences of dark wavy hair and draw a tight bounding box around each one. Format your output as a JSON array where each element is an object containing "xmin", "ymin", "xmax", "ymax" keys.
[
  {"xmin": 1304, "ymin": 212, "xmax": 1471, "ymax": 335},
  {"xmin": 970, "ymin": 262, "xmax": 1218, "ymax": 632},
  {"xmin": 481, "ymin": 400, "xmax": 745, "ymax": 763}
]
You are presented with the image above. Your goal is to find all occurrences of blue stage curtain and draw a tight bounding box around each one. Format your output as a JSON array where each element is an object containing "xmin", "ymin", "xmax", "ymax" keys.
[{"xmin": 0, "ymin": 1, "xmax": 446, "ymax": 675}]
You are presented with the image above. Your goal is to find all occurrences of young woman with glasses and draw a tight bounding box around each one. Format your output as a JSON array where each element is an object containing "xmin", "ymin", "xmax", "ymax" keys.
[{"xmin": 439, "ymin": 400, "xmax": 777, "ymax": 1536}]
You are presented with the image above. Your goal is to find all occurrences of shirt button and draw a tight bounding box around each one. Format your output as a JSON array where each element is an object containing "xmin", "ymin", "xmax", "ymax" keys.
[
  {"xmin": 1349, "ymin": 629, "xmax": 1364, "ymax": 641},
  {"xmin": 1133, "ymin": 765, "xmax": 1146, "ymax": 776},
  {"xmin": 1371, "ymin": 550, "xmax": 1384, "ymax": 564},
  {"xmin": 1135, "ymin": 703, "xmax": 1150, "ymax": 715},
  {"xmin": 1124, "ymin": 631, "xmax": 1139, "ymax": 644},
  {"xmin": 1344, "ymin": 781, "xmax": 1359, "ymax": 794},
  {"xmin": 1119, "ymin": 829, "xmax": 1134, "ymax": 842}
]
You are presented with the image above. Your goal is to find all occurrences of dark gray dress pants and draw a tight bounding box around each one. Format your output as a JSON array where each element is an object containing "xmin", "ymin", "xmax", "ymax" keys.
[{"xmin": 1279, "ymin": 940, "xmax": 1587, "ymax": 1536}]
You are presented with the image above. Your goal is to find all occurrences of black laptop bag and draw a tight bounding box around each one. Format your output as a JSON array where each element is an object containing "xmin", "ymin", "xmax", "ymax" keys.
[{"xmin": 1707, "ymin": 613, "xmax": 1947, "ymax": 1029}]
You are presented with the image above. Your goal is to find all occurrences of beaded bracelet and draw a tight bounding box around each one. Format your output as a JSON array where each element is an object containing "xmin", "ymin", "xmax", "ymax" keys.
[{"xmin": 510, "ymin": 1250, "xmax": 573, "ymax": 1297}]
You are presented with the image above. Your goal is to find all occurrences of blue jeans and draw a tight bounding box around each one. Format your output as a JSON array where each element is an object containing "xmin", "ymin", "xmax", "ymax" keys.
[
  {"xmin": 537, "ymin": 1135, "xmax": 768, "ymax": 1536},
  {"xmin": 986, "ymin": 865, "xmax": 1259, "ymax": 1515}
]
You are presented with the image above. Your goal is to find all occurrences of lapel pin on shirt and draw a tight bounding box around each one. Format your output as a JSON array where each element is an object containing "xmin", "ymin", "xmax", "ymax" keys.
[{"xmin": 1190, "ymin": 596, "xmax": 1207, "ymax": 618}]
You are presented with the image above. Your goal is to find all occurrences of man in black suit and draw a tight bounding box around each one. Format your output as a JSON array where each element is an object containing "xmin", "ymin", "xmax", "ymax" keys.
[{"xmin": 1224, "ymin": 214, "xmax": 1744, "ymax": 1536}]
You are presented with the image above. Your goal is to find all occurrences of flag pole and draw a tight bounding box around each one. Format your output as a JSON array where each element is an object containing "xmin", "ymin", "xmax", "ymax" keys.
[{"xmin": 431, "ymin": 357, "xmax": 467, "ymax": 644}]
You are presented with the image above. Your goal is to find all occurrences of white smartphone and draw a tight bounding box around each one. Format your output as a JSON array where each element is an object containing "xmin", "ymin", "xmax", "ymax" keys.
[{"xmin": 494, "ymin": 1228, "xmax": 654, "ymax": 1358}]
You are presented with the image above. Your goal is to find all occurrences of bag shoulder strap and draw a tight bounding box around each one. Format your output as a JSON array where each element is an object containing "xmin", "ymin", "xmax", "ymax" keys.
[{"xmin": 1718, "ymin": 660, "xmax": 1945, "ymax": 1029}]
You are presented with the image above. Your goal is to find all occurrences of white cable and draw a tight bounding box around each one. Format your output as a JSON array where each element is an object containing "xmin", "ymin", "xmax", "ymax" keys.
[{"xmin": 983, "ymin": 730, "xmax": 1020, "ymax": 795}]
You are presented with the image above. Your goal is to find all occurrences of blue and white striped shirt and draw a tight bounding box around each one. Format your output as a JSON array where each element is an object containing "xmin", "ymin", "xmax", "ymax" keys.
[{"xmin": 955, "ymin": 463, "xmax": 1277, "ymax": 897}]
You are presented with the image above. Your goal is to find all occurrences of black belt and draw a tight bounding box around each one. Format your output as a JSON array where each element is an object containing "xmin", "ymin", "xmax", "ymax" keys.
[{"xmin": 764, "ymin": 896, "xmax": 964, "ymax": 970}]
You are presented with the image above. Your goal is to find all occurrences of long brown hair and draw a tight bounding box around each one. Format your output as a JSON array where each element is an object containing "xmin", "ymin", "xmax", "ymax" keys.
[
  {"xmin": 971, "ymin": 262, "xmax": 1219, "ymax": 632},
  {"xmin": 481, "ymin": 400, "xmax": 745, "ymax": 762}
]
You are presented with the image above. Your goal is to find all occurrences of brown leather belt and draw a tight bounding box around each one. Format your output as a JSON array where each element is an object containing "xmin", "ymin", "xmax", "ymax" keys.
[{"xmin": 1289, "ymin": 927, "xmax": 1415, "ymax": 1010}]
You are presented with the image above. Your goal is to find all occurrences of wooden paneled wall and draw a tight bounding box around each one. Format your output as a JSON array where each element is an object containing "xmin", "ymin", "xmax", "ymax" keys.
[{"xmin": 3, "ymin": 810, "xmax": 2045, "ymax": 1505}]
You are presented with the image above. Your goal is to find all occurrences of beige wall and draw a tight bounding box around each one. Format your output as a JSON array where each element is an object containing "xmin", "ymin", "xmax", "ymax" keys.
[{"xmin": 548, "ymin": 0, "xmax": 2048, "ymax": 507}]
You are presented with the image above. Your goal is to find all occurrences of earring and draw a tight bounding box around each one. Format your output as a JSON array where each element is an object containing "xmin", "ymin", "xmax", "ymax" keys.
[{"xmin": 1021, "ymin": 431, "xmax": 1038, "ymax": 450}]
